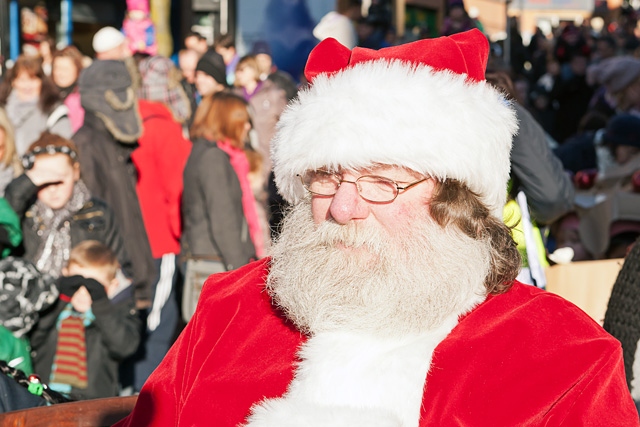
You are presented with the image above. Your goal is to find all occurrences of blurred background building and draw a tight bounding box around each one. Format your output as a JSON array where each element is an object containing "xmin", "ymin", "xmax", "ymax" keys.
[{"xmin": 0, "ymin": 0, "xmax": 631, "ymax": 75}]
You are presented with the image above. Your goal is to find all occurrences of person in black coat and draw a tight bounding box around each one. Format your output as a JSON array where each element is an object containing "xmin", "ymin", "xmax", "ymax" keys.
[
  {"xmin": 72, "ymin": 59, "xmax": 155, "ymax": 308},
  {"xmin": 4, "ymin": 132, "xmax": 133, "ymax": 281}
]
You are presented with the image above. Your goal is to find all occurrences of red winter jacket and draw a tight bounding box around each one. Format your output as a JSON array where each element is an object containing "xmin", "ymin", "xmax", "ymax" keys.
[{"xmin": 132, "ymin": 100, "xmax": 191, "ymax": 258}]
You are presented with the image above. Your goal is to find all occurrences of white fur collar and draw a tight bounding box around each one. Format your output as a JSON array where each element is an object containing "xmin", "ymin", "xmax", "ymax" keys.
[{"xmin": 244, "ymin": 312, "xmax": 462, "ymax": 427}]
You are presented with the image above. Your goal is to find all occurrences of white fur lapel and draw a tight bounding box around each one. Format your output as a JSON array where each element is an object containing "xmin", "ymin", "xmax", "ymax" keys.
[{"xmin": 244, "ymin": 313, "xmax": 461, "ymax": 427}]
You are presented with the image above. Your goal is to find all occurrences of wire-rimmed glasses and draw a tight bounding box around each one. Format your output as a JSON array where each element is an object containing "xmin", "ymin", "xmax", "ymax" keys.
[{"xmin": 299, "ymin": 170, "xmax": 428, "ymax": 203}]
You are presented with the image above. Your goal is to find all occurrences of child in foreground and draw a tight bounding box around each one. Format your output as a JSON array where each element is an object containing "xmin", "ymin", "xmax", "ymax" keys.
[{"xmin": 29, "ymin": 240, "xmax": 140, "ymax": 400}]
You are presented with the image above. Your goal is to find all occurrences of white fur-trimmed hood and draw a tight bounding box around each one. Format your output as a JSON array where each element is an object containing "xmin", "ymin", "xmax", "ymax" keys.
[{"xmin": 271, "ymin": 59, "xmax": 518, "ymax": 217}]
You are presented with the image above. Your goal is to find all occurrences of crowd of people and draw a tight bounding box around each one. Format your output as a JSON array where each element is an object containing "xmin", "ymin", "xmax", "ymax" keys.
[
  {"xmin": 0, "ymin": 0, "xmax": 297, "ymax": 407},
  {"xmin": 0, "ymin": 0, "xmax": 638, "ymax": 422},
  {"xmin": 436, "ymin": 1, "xmax": 640, "ymax": 265}
]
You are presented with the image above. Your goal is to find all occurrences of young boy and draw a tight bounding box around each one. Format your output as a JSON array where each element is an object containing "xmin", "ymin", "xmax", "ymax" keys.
[{"xmin": 29, "ymin": 240, "xmax": 141, "ymax": 400}]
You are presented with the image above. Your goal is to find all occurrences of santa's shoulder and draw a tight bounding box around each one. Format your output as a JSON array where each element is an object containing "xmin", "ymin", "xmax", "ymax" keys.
[
  {"xmin": 449, "ymin": 281, "xmax": 619, "ymax": 354},
  {"xmin": 198, "ymin": 258, "xmax": 271, "ymax": 307},
  {"xmin": 425, "ymin": 282, "xmax": 634, "ymax": 425}
]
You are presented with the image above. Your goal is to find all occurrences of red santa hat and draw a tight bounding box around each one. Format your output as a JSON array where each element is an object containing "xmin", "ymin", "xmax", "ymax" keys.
[{"xmin": 271, "ymin": 29, "xmax": 517, "ymax": 218}]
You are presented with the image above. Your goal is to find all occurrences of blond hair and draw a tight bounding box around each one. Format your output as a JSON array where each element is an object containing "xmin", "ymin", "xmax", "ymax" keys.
[
  {"xmin": 68, "ymin": 240, "xmax": 119, "ymax": 282},
  {"xmin": 0, "ymin": 107, "xmax": 18, "ymax": 169}
]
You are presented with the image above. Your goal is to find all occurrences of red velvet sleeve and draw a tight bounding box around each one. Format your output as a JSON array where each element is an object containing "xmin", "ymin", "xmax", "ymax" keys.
[
  {"xmin": 420, "ymin": 283, "xmax": 639, "ymax": 426},
  {"xmin": 113, "ymin": 259, "xmax": 303, "ymax": 427},
  {"xmin": 544, "ymin": 343, "xmax": 638, "ymax": 426}
]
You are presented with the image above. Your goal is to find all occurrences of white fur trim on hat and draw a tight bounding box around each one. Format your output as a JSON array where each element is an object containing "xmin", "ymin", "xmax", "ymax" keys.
[
  {"xmin": 92, "ymin": 27, "xmax": 126, "ymax": 53},
  {"xmin": 271, "ymin": 60, "xmax": 518, "ymax": 218}
]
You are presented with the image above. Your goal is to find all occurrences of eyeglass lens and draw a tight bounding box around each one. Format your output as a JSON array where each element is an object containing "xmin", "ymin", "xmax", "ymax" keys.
[{"xmin": 302, "ymin": 171, "xmax": 400, "ymax": 202}]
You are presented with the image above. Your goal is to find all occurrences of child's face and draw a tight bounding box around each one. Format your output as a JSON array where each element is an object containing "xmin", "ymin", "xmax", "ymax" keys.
[
  {"xmin": 555, "ymin": 216, "xmax": 592, "ymax": 261},
  {"xmin": 614, "ymin": 145, "xmax": 640, "ymax": 165},
  {"xmin": 128, "ymin": 10, "xmax": 146, "ymax": 20},
  {"xmin": 35, "ymin": 154, "xmax": 79, "ymax": 210},
  {"xmin": 234, "ymin": 64, "xmax": 258, "ymax": 87},
  {"xmin": 65, "ymin": 263, "xmax": 117, "ymax": 294}
]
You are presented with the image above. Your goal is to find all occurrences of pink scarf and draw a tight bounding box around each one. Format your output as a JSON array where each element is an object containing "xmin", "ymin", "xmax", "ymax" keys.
[{"xmin": 217, "ymin": 139, "xmax": 264, "ymax": 257}]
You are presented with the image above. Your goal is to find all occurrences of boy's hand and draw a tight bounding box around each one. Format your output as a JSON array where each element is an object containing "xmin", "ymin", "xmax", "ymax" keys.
[
  {"xmin": 70, "ymin": 286, "xmax": 92, "ymax": 313},
  {"xmin": 57, "ymin": 275, "xmax": 84, "ymax": 298},
  {"xmin": 83, "ymin": 278, "xmax": 108, "ymax": 302}
]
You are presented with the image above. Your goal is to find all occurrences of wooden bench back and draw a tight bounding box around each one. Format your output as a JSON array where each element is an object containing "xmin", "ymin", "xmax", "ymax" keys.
[{"xmin": 0, "ymin": 395, "xmax": 137, "ymax": 427}]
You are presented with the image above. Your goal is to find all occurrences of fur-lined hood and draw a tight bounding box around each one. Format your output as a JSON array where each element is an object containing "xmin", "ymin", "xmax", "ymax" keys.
[{"xmin": 79, "ymin": 59, "xmax": 142, "ymax": 143}]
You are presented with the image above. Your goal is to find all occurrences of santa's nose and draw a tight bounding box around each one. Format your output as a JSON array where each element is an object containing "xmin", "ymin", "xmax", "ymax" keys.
[{"xmin": 328, "ymin": 180, "xmax": 370, "ymax": 224}]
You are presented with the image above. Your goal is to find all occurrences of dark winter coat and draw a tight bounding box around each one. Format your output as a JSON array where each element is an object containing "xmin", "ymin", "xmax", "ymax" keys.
[
  {"xmin": 603, "ymin": 237, "xmax": 640, "ymax": 394},
  {"xmin": 73, "ymin": 112, "xmax": 155, "ymax": 305},
  {"xmin": 0, "ymin": 373, "xmax": 47, "ymax": 413},
  {"xmin": 29, "ymin": 285, "xmax": 140, "ymax": 400},
  {"xmin": 550, "ymin": 73, "xmax": 594, "ymax": 144},
  {"xmin": 510, "ymin": 103, "xmax": 575, "ymax": 225},
  {"xmin": 181, "ymin": 138, "xmax": 255, "ymax": 271},
  {"xmin": 4, "ymin": 174, "xmax": 134, "ymax": 280}
]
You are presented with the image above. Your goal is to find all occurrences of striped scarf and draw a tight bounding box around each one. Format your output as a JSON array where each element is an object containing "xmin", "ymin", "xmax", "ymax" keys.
[{"xmin": 50, "ymin": 305, "xmax": 91, "ymax": 389}]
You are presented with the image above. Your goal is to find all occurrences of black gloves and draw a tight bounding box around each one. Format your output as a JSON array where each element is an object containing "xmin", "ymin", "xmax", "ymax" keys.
[
  {"xmin": 57, "ymin": 275, "xmax": 84, "ymax": 298},
  {"xmin": 57, "ymin": 275, "xmax": 108, "ymax": 301},
  {"xmin": 83, "ymin": 278, "xmax": 108, "ymax": 302}
]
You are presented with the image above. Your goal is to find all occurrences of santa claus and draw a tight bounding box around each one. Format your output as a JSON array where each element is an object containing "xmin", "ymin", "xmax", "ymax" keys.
[{"xmin": 115, "ymin": 29, "xmax": 638, "ymax": 426}]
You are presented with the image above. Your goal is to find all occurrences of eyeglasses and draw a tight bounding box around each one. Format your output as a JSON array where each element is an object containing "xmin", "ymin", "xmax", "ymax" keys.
[{"xmin": 299, "ymin": 170, "xmax": 428, "ymax": 203}]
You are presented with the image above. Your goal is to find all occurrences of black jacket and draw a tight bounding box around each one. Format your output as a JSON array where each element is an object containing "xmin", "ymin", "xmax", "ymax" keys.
[
  {"xmin": 0, "ymin": 373, "xmax": 47, "ymax": 413},
  {"xmin": 29, "ymin": 284, "xmax": 141, "ymax": 400},
  {"xmin": 73, "ymin": 112, "xmax": 156, "ymax": 305},
  {"xmin": 4, "ymin": 174, "xmax": 134, "ymax": 280}
]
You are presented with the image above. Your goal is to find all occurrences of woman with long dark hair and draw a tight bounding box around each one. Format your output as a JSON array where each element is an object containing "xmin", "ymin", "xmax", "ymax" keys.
[
  {"xmin": 0, "ymin": 55, "xmax": 72, "ymax": 155},
  {"xmin": 51, "ymin": 46, "xmax": 86, "ymax": 133}
]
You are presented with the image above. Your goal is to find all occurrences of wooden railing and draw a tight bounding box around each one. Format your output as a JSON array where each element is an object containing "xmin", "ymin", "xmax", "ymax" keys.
[{"xmin": 0, "ymin": 395, "xmax": 137, "ymax": 427}]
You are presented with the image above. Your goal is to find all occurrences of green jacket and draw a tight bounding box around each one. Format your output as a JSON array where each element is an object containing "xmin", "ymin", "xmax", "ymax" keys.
[
  {"xmin": 0, "ymin": 197, "xmax": 22, "ymax": 258},
  {"xmin": 0, "ymin": 325, "xmax": 32, "ymax": 375}
]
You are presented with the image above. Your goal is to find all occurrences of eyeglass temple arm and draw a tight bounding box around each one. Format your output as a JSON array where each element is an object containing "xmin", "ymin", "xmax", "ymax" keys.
[{"xmin": 397, "ymin": 178, "xmax": 428, "ymax": 192}]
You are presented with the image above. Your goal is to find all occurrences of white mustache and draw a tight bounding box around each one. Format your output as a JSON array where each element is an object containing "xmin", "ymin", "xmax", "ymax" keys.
[{"xmin": 314, "ymin": 221, "xmax": 386, "ymax": 249}]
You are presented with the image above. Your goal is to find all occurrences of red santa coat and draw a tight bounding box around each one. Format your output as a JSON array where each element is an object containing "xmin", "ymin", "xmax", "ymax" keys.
[{"xmin": 115, "ymin": 259, "xmax": 638, "ymax": 426}]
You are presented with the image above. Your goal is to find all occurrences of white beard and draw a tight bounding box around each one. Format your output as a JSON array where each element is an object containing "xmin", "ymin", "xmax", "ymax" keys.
[
  {"xmin": 267, "ymin": 200, "xmax": 491, "ymax": 337},
  {"xmin": 247, "ymin": 201, "xmax": 494, "ymax": 427}
]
